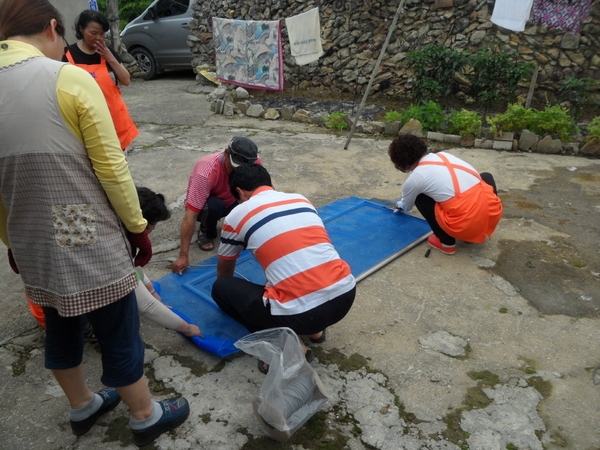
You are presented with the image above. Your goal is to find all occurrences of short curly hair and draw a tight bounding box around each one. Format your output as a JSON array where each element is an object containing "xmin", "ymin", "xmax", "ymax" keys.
[
  {"xmin": 388, "ymin": 134, "xmax": 428, "ymax": 172},
  {"xmin": 136, "ymin": 187, "xmax": 170, "ymax": 226}
]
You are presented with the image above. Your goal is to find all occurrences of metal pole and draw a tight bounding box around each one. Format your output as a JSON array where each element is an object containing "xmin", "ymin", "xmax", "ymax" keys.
[{"xmin": 344, "ymin": 0, "xmax": 408, "ymax": 150}]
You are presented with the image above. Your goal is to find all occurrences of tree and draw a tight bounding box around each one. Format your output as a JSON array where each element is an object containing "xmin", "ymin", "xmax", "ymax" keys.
[{"xmin": 106, "ymin": 0, "xmax": 121, "ymax": 53}]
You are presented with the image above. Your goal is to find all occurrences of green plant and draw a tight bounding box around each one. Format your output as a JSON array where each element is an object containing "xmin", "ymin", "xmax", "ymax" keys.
[
  {"xmin": 384, "ymin": 110, "xmax": 402, "ymax": 122},
  {"xmin": 406, "ymin": 44, "xmax": 468, "ymax": 103},
  {"xmin": 448, "ymin": 109, "xmax": 482, "ymax": 138},
  {"xmin": 486, "ymin": 103, "xmax": 535, "ymax": 136},
  {"xmin": 558, "ymin": 77, "xmax": 597, "ymax": 118},
  {"xmin": 588, "ymin": 117, "xmax": 600, "ymax": 140},
  {"xmin": 323, "ymin": 112, "xmax": 349, "ymax": 131},
  {"xmin": 400, "ymin": 101, "xmax": 445, "ymax": 132},
  {"xmin": 469, "ymin": 44, "xmax": 533, "ymax": 114},
  {"xmin": 97, "ymin": 0, "xmax": 153, "ymax": 29},
  {"xmin": 531, "ymin": 105, "xmax": 578, "ymax": 141}
]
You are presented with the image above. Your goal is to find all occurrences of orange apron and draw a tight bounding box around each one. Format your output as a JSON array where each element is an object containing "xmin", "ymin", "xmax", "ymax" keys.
[
  {"xmin": 418, "ymin": 153, "xmax": 502, "ymax": 243},
  {"xmin": 65, "ymin": 51, "xmax": 139, "ymax": 150}
]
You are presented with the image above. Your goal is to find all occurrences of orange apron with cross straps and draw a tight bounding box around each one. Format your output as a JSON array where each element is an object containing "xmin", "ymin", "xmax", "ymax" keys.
[
  {"xmin": 418, "ymin": 153, "xmax": 502, "ymax": 243},
  {"xmin": 65, "ymin": 51, "xmax": 139, "ymax": 150}
]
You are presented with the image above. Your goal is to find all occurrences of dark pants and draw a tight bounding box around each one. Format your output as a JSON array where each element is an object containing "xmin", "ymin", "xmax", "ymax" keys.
[
  {"xmin": 212, "ymin": 276, "xmax": 356, "ymax": 335},
  {"xmin": 197, "ymin": 196, "xmax": 237, "ymax": 239},
  {"xmin": 43, "ymin": 290, "xmax": 144, "ymax": 387},
  {"xmin": 415, "ymin": 172, "xmax": 497, "ymax": 246}
]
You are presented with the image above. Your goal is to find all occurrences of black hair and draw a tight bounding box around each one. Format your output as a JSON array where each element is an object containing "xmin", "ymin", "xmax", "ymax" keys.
[
  {"xmin": 74, "ymin": 9, "xmax": 109, "ymax": 39},
  {"xmin": 136, "ymin": 186, "xmax": 170, "ymax": 225},
  {"xmin": 0, "ymin": 0, "xmax": 65, "ymax": 40},
  {"xmin": 229, "ymin": 164, "xmax": 272, "ymax": 200},
  {"xmin": 388, "ymin": 134, "xmax": 428, "ymax": 172}
]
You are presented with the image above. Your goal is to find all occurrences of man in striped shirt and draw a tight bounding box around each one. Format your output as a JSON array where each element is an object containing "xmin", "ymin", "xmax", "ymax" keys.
[
  {"xmin": 212, "ymin": 164, "xmax": 356, "ymax": 347},
  {"xmin": 172, "ymin": 137, "xmax": 260, "ymax": 274}
]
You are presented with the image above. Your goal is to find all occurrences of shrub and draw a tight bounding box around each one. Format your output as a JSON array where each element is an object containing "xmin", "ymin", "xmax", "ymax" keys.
[
  {"xmin": 400, "ymin": 101, "xmax": 445, "ymax": 132},
  {"xmin": 486, "ymin": 103, "xmax": 536, "ymax": 136},
  {"xmin": 531, "ymin": 105, "xmax": 578, "ymax": 142},
  {"xmin": 323, "ymin": 112, "xmax": 349, "ymax": 131},
  {"xmin": 588, "ymin": 117, "xmax": 600, "ymax": 140},
  {"xmin": 384, "ymin": 110, "xmax": 402, "ymax": 122},
  {"xmin": 469, "ymin": 44, "xmax": 533, "ymax": 112},
  {"xmin": 448, "ymin": 109, "xmax": 482, "ymax": 137},
  {"xmin": 406, "ymin": 44, "xmax": 468, "ymax": 103},
  {"xmin": 558, "ymin": 77, "xmax": 597, "ymax": 118}
]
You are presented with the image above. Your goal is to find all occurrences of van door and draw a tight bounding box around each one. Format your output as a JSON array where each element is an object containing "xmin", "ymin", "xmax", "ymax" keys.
[{"xmin": 144, "ymin": 0, "xmax": 192, "ymax": 69}]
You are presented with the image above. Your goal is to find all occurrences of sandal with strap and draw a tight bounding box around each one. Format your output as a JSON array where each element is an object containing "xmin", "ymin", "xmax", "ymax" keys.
[{"xmin": 197, "ymin": 232, "xmax": 214, "ymax": 251}]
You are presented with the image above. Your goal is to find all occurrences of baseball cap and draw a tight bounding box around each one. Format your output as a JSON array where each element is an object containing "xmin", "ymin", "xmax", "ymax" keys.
[{"xmin": 228, "ymin": 136, "xmax": 259, "ymax": 167}]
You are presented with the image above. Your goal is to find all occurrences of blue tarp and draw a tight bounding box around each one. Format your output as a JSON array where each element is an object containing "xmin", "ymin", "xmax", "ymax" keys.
[{"xmin": 156, "ymin": 197, "xmax": 431, "ymax": 356}]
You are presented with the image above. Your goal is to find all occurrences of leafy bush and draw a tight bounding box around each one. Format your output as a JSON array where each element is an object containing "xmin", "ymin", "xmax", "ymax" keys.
[
  {"xmin": 531, "ymin": 105, "xmax": 578, "ymax": 141},
  {"xmin": 448, "ymin": 109, "xmax": 482, "ymax": 137},
  {"xmin": 384, "ymin": 110, "xmax": 402, "ymax": 122},
  {"xmin": 558, "ymin": 77, "xmax": 597, "ymax": 118},
  {"xmin": 469, "ymin": 44, "xmax": 533, "ymax": 111},
  {"xmin": 400, "ymin": 101, "xmax": 445, "ymax": 132},
  {"xmin": 588, "ymin": 117, "xmax": 600, "ymax": 140},
  {"xmin": 97, "ymin": 0, "xmax": 153, "ymax": 29},
  {"xmin": 323, "ymin": 112, "xmax": 349, "ymax": 131},
  {"xmin": 486, "ymin": 103, "xmax": 536, "ymax": 135},
  {"xmin": 406, "ymin": 44, "xmax": 468, "ymax": 103}
]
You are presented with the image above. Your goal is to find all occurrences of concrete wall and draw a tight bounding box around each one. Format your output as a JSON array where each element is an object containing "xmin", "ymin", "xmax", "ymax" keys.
[{"xmin": 50, "ymin": 0, "xmax": 90, "ymax": 44}]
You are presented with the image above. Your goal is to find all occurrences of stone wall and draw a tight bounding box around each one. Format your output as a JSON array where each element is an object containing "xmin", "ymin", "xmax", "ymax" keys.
[{"xmin": 187, "ymin": 0, "xmax": 599, "ymax": 104}]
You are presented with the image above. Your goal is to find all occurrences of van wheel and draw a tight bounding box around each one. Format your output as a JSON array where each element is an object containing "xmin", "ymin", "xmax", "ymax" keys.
[{"xmin": 130, "ymin": 47, "xmax": 158, "ymax": 80}]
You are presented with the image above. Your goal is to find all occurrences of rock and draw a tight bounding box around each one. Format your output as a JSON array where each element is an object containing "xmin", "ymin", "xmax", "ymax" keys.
[
  {"xmin": 309, "ymin": 113, "xmax": 326, "ymax": 126},
  {"xmin": 536, "ymin": 135, "xmax": 562, "ymax": 154},
  {"xmin": 427, "ymin": 131, "xmax": 445, "ymax": 142},
  {"xmin": 492, "ymin": 140, "xmax": 513, "ymax": 150},
  {"xmin": 235, "ymin": 87, "xmax": 249, "ymax": 99},
  {"xmin": 443, "ymin": 134, "xmax": 462, "ymax": 144},
  {"xmin": 292, "ymin": 109, "xmax": 311, "ymax": 123},
  {"xmin": 518, "ymin": 129, "xmax": 539, "ymax": 151},
  {"xmin": 399, "ymin": 119, "xmax": 424, "ymax": 138},
  {"xmin": 580, "ymin": 137, "xmax": 600, "ymax": 157},
  {"xmin": 223, "ymin": 102, "xmax": 235, "ymax": 116},
  {"xmin": 384, "ymin": 121, "xmax": 401, "ymax": 136},
  {"xmin": 246, "ymin": 104, "xmax": 265, "ymax": 118},
  {"xmin": 460, "ymin": 136, "xmax": 475, "ymax": 147},
  {"xmin": 263, "ymin": 108, "xmax": 280, "ymax": 120},
  {"xmin": 236, "ymin": 100, "xmax": 251, "ymax": 115},
  {"xmin": 475, "ymin": 138, "xmax": 493, "ymax": 149},
  {"xmin": 207, "ymin": 86, "xmax": 227, "ymax": 101},
  {"xmin": 419, "ymin": 330, "xmax": 468, "ymax": 357},
  {"xmin": 561, "ymin": 33, "xmax": 580, "ymax": 50},
  {"xmin": 280, "ymin": 106, "xmax": 297, "ymax": 121}
]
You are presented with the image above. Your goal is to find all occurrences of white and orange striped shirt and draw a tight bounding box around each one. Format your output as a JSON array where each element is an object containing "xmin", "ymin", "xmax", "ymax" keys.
[{"xmin": 218, "ymin": 187, "xmax": 355, "ymax": 316}]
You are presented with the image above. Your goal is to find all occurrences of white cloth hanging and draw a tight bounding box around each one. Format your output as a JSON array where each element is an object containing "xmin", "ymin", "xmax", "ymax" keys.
[
  {"xmin": 491, "ymin": 0, "xmax": 534, "ymax": 32},
  {"xmin": 285, "ymin": 7, "xmax": 324, "ymax": 66}
]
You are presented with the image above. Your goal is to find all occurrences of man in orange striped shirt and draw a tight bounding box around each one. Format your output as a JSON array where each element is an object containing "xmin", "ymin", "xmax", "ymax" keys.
[{"xmin": 212, "ymin": 164, "xmax": 356, "ymax": 348}]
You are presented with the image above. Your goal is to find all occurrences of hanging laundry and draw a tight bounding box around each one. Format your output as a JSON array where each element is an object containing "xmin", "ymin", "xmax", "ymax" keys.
[
  {"xmin": 530, "ymin": 0, "xmax": 592, "ymax": 35},
  {"xmin": 285, "ymin": 7, "xmax": 324, "ymax": 66},
  {"xmin": 212, "ymin": 18, "xmax": 284, "ymax": 90},
  {"xmin": 491, "ymin": 0, "xmax": 535, "ymax": 32}
]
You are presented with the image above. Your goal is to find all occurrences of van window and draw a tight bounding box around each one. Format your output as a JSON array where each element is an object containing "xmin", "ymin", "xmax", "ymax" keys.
[{"xmin": 154, "ymin": 0, "xmax": 190, "ymax": 18}]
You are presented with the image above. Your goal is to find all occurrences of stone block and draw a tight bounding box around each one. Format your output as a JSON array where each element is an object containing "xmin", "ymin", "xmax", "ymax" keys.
[
  {"xmin": 474, "ymin": 139, "xmax": 493, "ymax": 149},
  {"xmin": 223, "ymin": 102, "xmax": 235, "ymax": 116},
  {"xmin": 427, "ymin": 131, "xmax": 445, "ymax": 142},
  {"xmin": 443, "ymin": 134, "xmax": 462, "ymax": 144},
  {"xmin": 236, "ymin": 100, "xmax": 251, "ymax": 115},
  {"xmin": 492, "ymin": 140, "xmax": 513, "ymax": 150},
  {"xmin": 495, "ymin": 131, "xmax": 515, "ymax": 141},
  {"xmin": 280, "ymin": 106, "xmax": 296, "ymax": 121}
]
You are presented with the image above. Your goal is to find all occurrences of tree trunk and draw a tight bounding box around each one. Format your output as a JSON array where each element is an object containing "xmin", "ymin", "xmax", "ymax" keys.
[{"xmin": 106, "ymin": 0, "xmax": 121, "ymax": 54}]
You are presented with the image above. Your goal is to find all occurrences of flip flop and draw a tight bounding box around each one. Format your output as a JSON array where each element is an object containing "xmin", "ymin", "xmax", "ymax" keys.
[
  {"xmin": 309, "ymin": 328, "xmax": 326, "ymax": 344},
  {"xmin": 257, "ymin": 349, "xmax": 314, "ymax": 375},
  {"xmin": 197, "ymin": 233, "xmax": 214, "ymax": 251}
]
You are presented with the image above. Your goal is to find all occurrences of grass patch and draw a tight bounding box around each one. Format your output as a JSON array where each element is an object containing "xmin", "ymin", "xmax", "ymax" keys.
[
  {"xmin": 527, "ymin": 376, "xmax": 552, "ymax": 398},
  {"xmin": 518, "ymin": 356, "xmax": 537, "ymax": 375},
  {"xmin": 145, "ymin": 366, "xmax": 178, "ymax": 397},
  {"xmin": 200, "ymin": 413, "xmax": 211, "ymax": 424},
  {"xmin": 312, "ymin": 347, "xmax": 371, "ymax": 372},
  {"xmin": 172, "ymin": 354, "xmax": 209, "ymax": 377},
  {"xmin": 499, "ymin": 307, "xmax": 508, "ymax": 313}
]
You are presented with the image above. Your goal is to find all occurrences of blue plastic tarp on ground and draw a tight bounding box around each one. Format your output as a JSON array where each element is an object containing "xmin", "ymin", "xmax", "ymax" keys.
[{"xmin": 156, "ymin": 197, "xmax": 431, "ymax": 357}]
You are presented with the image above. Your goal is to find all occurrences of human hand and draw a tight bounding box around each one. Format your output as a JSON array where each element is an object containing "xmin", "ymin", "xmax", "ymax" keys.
[
  {"xmin": 171, "ymin": 255, "xmax": 189, "ymax": 275},
  {"xmin": 7, "ymin": 249, "xmax": 19, "ymax": 274},
  {"xmin": 126, "ymin": 229, "xmax": 152, "ymax": 267},
  {"xmin": 93, "ymin": 39, "xmax": 112, "ymax": 60},
  {"xmin": 178, "ymin": 322, "xmax": 203, "ymax": 338},
  {"xmin": 393, "ymin": 201, "xmax": 403, "ymax": 214}
]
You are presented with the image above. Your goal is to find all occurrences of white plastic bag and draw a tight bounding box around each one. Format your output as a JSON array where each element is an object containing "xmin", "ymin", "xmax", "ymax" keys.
[{"xmin": 234, "ymin": 327, "xmax": 329, "ymax": 442}]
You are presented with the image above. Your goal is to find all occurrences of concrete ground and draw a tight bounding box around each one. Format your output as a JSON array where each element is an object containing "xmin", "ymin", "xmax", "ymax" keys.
[{"xmin": 1, "ymin": 72, "xmax": 599, "ymax": 450}]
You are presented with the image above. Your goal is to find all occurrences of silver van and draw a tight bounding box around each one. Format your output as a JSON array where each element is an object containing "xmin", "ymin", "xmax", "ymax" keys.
[{"xmin": 120, "ymin": 0, "xmax": 193, "ymax": 80}]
